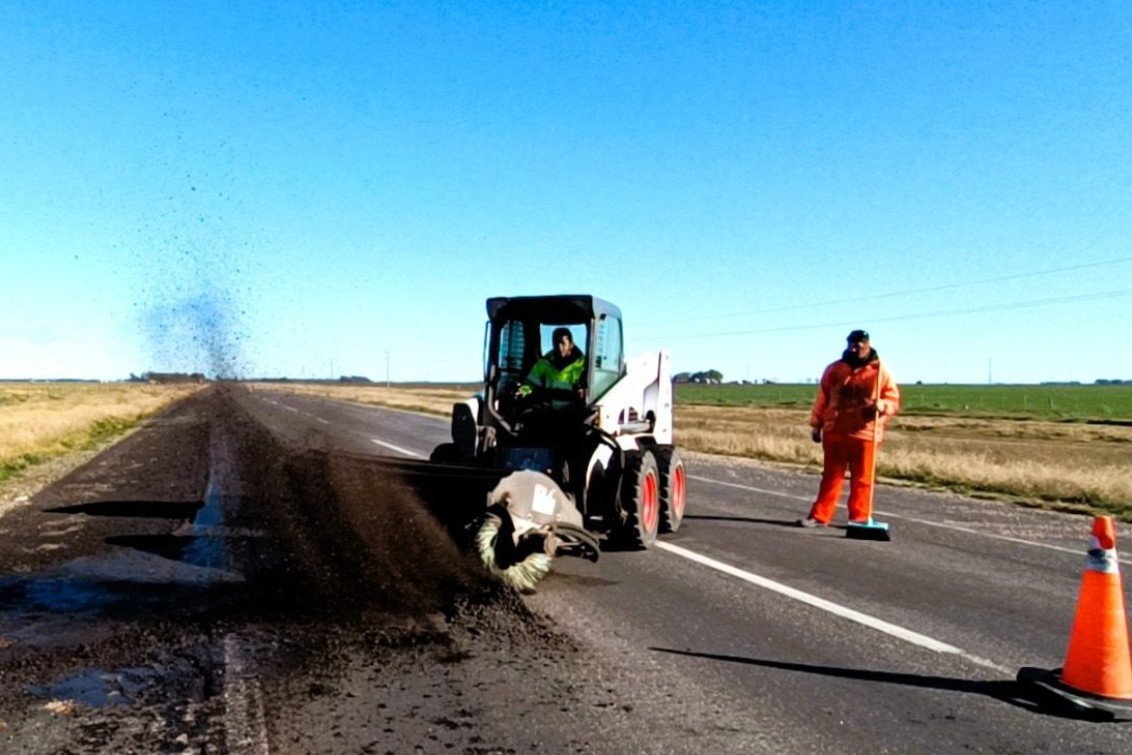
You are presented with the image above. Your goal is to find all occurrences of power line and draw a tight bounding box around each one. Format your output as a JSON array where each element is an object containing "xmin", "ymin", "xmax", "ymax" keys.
[
  {"xmin": 640, "ymin": 288, "xmax": 1132, "ymax": 340},
  {"xmin": 641, "ymin": 255, "xmax": 1132, "ymax": 327}
]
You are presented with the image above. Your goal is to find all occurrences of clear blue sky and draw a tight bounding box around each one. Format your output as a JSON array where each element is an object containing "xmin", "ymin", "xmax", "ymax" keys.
[{"xmin": 3, "ymin": 1, "xmax": 1130, "ymax": 385}]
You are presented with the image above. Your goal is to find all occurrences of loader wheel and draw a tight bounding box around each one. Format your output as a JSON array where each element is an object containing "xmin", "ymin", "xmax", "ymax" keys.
[
  {"xmin": 656, "ymin": 447, "xmax": 686, "ymax": 534},
  {"xmin": 619, "ymin": 450, "xmax": 660, "ymax": 549},
  {"xmin": 429, "ymin": 443, "xmax": 460, "ymax": 463}
]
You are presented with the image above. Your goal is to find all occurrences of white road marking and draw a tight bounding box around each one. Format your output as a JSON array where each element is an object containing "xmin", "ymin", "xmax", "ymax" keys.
[
  {"xmin": 689, "ymin": 473, "xmax": 1128, "ymax": 564},
  {"xmin": 370, "ymin": 438, "xmax": 423, "ymax": 458},
  {"xmin": 316, "ymin": 417, "xmax": 330, "ymax": 425},
  {"xmin": 656, "ymin": 541, "xmax": 1010, "ymax": 674},
  {"xmin": 222, "ymin": 634, "xmax": 270, "ymax": 754},
  {"xmin": 690, "ymin": 474, "xmax": 809, "ymax": 501}
]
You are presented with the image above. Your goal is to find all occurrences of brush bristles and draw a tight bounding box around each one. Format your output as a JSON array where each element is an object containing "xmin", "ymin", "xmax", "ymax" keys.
[{"xmin": 476, "ymin": 515, "xmax": 553, "ymax": 593}]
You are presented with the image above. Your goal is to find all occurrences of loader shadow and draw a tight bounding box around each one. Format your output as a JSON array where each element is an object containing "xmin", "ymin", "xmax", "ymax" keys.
[
  {"xmin": 683, "ymin": 514, "xmax": 809, "ymax": 529},
  {"xmin": 650, "ymin": 647, "xmax": 1115, "ymax": 722}
]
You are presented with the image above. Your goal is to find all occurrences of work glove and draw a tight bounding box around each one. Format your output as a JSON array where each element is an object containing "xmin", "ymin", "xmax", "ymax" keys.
[
  {"xmin": 811, "ymin": 427, "xmax": 822, "ymax": 443},
  {"xmin": 862, "ymin": 399, "xmax": 888, "ymax": 420}
]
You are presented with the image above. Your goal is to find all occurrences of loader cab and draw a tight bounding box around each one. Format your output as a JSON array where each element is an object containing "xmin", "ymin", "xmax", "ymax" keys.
[{"xmin": 483, "ymin": 295, "xmax": 624, "ymax": 433}]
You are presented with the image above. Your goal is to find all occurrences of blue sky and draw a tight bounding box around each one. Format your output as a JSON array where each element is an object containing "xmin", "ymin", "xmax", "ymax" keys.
[{"xmin": 2, "ymin": 1, "xmax": 1130, "ymax": 385}]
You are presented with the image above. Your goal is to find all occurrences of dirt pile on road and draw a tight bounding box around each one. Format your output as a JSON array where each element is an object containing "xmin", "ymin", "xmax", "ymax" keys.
[
  {"xmin": 2, "ymin": 386, "xmax": 514, "ymax": 625},
  {"xmin": 214, "ymin": 386, "xmax": 508, "ymax": 620}
]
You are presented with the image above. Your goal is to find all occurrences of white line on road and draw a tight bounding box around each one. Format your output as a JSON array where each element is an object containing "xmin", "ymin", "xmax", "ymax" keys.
[
  {"xmin": 222, "ymin": 634, "xmax": 270, "ymax": 754},
  {"xmin": 370, "ymin": 438, "xmax": 423, "ymax": 458},
  {"xmin": 690, "ymin": 474, "xmax": 809, "ymax": 501},
  {"xmin": 656, "ymin": 541, "xmax": 1011, "ymax": 674},
  {"xmin": 689, "ymin": 473, "xmax": 1129, "ymax": 565}
]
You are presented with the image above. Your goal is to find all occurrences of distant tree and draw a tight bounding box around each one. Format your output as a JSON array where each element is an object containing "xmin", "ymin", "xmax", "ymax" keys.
[{"xmin": 687, "ymin": 369, "xmax": 723, "ymax": 384}]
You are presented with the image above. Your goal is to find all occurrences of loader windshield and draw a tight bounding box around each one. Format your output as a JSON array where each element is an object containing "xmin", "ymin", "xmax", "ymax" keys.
[{"xmin": 490, "ymin": 317, "xmax": 589, "ymax": 417}]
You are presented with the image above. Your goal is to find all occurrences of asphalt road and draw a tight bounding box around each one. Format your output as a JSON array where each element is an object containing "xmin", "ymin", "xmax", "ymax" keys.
[{"xmin": 1, "ymin": 385, "xmax": 1130, "ymax": 753}]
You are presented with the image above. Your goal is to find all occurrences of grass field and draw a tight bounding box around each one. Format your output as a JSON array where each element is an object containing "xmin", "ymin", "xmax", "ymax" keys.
[
  {"xmin": 0, "ymin": 382, "xmax": 204, "ymax": 483},
  {"xmin": 676, "ymin": 383, "xmax": 1132, "ymax": 421},
  {"xmin": 676, "ymin": 383, "xmax": 1132, "ymax": 517}
]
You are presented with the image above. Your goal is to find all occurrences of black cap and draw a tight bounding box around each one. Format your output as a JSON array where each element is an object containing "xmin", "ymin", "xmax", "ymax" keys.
[{"xmin": 847, "ymin": 329, "xmax": 870, "ymax": 343}]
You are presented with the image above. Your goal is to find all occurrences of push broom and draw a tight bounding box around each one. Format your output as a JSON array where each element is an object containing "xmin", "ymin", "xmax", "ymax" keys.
[{"xmin": 845, "ymin": 358, "xmax": 892, "ymax": 542}]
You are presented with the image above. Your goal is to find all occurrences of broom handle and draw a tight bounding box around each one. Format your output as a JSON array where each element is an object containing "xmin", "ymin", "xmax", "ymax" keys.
[{"xmin": 868, "ymin": 359, "xmax": 881, "ymax": 518}]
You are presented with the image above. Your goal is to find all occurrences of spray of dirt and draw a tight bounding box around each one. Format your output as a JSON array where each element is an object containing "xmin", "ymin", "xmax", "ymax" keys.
[
  {"xmin": 129, "ymin": 173, "xmax": 253, "ymax": 379},
  {"xmin": 140, "ymin": 290, "xmax": 247, "ymax": 379}
]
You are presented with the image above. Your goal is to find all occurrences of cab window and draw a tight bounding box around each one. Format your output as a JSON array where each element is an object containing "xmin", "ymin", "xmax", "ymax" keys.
[
  {"xmin": 592, "ymin": 315, "xmax": 623, "ymax": 397},
  {"xmin": 498, "ymin": 319, "xmax": 527, "ymax": 378}
]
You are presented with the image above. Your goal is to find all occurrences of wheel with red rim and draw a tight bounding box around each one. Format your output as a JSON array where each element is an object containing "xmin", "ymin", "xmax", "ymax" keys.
[
  {"xmin": 619, "ymin": 450, "xmax": 659, "ymax": 549},
  {"xmin": 656, "ymin": 447, "xmax": 686, "ymax": 534}
]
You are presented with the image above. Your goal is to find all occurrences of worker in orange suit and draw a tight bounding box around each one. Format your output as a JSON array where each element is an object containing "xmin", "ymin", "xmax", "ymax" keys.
[{"xmin": 799, "ymin": 330, "xmax": 900, "ymax": 528}]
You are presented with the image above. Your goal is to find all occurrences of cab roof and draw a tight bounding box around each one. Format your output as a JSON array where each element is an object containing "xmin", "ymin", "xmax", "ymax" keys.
[{"xmin": 486, "ymin": 295, "xmax": 621, "ymax": 324}]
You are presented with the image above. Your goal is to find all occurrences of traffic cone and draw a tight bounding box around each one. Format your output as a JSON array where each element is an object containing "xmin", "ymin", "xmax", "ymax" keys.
[{"xmin": 1017, "ymin": 516, "xmax": 1132, "ymax": 719}]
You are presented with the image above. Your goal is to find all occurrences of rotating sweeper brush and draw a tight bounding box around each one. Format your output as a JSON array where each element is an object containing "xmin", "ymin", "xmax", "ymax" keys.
[{"xmin": 475, "ymin": 470, "xmax": 600, "ymax": 593}]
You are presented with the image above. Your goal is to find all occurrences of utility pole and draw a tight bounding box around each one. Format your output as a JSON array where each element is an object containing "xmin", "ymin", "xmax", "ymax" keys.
[
  {"xmin": 385, "ymin": 350, "xmax": 390, "ymax": 388},
  {"xmin": 988, "ymin": 358, "xmax": 993, "ymax": 385}
]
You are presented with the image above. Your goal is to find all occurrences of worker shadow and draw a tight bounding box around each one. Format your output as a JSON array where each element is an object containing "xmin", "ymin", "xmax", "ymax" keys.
[
  {"xmin": 649, "ymin": 647, "xmax": 1114, "ymax": 722},
  {"xmin": 682, "ymin": 514, "xmax": 804, "ymax": 529}
]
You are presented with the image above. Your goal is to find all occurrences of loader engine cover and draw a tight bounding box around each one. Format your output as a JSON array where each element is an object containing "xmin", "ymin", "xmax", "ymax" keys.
[{"xmin": 490, "ymin": 469, "xmax": 584, "ymax": 532}]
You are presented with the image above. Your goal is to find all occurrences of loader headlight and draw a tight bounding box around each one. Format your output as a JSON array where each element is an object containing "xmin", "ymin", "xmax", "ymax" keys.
[{"xmin": 504, "ymin": 447, "xmax": 554, "ymax": 474}]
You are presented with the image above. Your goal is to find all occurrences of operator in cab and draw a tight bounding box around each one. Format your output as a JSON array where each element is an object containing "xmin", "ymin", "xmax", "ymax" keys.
[{"xmin": 519, "ymin": 327, "xmax": 586, "ymax": 406}]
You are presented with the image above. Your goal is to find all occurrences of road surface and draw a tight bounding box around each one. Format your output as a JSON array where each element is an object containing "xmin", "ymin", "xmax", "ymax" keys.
[{"xmin": 1, "ymin": 385, "xmax": 1129, "ymax": 753}]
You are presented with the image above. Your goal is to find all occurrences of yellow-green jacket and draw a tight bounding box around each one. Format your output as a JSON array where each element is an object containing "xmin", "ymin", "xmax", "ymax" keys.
[{"xmin": 520, "ymin": 348, "xmax": 585, "ymax": 395}]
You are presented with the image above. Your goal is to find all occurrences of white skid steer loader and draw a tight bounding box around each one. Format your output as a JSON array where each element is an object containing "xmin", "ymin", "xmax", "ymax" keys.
[{"xmin": 431, "ymin": 295, "xmax": 687, "ymax": 591}]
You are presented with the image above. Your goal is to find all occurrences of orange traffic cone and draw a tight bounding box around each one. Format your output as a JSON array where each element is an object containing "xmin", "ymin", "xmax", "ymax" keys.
[{"xmin": 1018, "ymin": 516, "xmax": 1132, "ymax": 718}]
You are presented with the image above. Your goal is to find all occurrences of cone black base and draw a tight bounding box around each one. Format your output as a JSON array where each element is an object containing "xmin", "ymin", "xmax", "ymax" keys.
[{"xmin": 1017, "ymin": 666, "xmax": 1132, "ymax": 720}]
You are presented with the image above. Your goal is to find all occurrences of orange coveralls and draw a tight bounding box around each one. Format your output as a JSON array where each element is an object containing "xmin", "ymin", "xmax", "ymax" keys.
[{"xmin": 806, "ymin": 355, "xmax": 900, "ymax": 524}]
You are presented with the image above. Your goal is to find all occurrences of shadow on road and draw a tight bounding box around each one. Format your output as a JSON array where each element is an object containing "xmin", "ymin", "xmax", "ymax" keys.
[
  {"xmin": 45, "ymin": 500, "xmax": 203, "ymax": 520},
  {"xmin": 651, "ymin": 647, "xmax": 1120, "ymax": 722}
]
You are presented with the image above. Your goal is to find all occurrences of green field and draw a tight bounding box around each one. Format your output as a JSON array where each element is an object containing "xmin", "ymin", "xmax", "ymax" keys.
[{"xmin": 675, "ymin": 383, "xmax": 1132, "ymax": 421}]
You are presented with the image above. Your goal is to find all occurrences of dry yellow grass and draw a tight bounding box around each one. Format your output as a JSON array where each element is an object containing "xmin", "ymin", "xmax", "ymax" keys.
[
  {"xmin": 0, "ymin": 382, "xmax": 204, "ymax": 480},
  {"xmin": 677, "ymin": 404, "xmax": 1132, "ymax": 516},
  {"xmin": 255, "ymin": 383, "xmax": 1132, "ymax": 517}
]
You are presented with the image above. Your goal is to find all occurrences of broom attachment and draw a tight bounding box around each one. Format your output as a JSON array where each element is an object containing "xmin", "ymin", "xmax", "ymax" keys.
[
  {"xmin": 476, "ymin": 470, "xmax": 600, "ymax": 593},
  {"xmin": 845, "ymin": 517, "xmax": 891, "ymax": 541}
]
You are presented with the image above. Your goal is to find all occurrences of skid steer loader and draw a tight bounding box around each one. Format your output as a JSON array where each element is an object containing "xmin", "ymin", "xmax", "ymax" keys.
[{"xmin": 431, "ymin": 295, "xmax": 687, "ymax": 590}]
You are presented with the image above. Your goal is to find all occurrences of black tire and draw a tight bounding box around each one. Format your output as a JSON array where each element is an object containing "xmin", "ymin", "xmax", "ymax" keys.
[
  {"xmin": 429, "ymin": 442, "xmax": 460, "ymax": 463},
  {"xmin": 656, "ymin": 446, "xmax": 686, "ymax": 534},
  {"xmin": 618, "ymin": 450, "xmax": 660, "ymax": 549}
]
